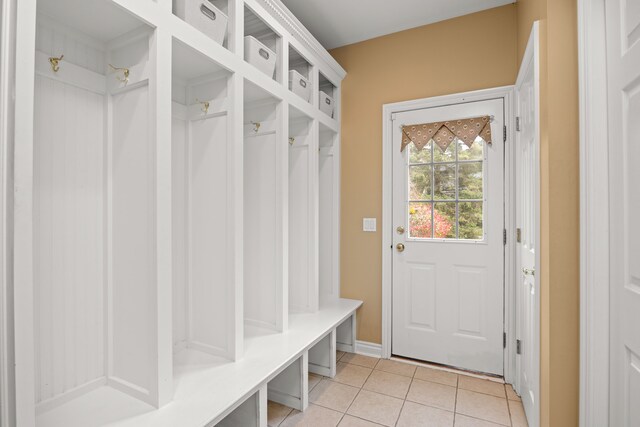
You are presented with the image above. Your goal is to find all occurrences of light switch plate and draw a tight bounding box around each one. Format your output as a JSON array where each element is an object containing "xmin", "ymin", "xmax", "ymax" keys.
[{"xmin": 363, "ymin": 218, "xmax": 377, "ymax": 232}]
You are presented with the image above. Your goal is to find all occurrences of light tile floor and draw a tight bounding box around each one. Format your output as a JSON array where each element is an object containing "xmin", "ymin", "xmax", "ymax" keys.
[{"xmin": 268, "ymin": 352, "xmax": 529, "ymax": 427}]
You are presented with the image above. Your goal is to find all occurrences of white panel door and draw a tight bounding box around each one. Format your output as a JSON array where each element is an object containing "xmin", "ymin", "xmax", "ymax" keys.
[
  {"xmin": 606, "ymin": 1, "xmax": 640, "ymax": 425},
  {"xmin": 515, "ymin": 23, "xmax": 540, "ymax": 427},
  {"xmin": 392, "ymin": 99, "xmax": 505, "ymax": 375}
]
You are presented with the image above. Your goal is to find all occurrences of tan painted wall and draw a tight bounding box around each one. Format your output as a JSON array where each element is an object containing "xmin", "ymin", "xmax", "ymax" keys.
[
  {"xmin": 331, "ymin": 1, "xmax": 580, "ymax": 425},
  {"xmin": 329, "ymin": 4, "xmax": 518, "ymax": 344}
]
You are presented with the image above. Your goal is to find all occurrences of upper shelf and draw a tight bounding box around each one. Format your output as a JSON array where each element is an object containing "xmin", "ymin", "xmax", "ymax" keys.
[
  {"xmin": 37, "ymin": 0, "xmax": 149, "ymax": 43},
  {"xmin": 172, "ymin": 37, "xmax": 228, "ymax": 82}
]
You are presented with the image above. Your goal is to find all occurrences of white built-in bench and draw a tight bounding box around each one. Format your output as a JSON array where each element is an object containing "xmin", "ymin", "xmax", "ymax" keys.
[{"xmin": 36, "ymin": 299, "xmax": 362, "ymax": 427}]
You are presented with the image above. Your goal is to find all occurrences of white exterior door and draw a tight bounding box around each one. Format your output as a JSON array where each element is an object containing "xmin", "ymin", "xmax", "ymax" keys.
[
  {"xmin": 606, "ymin": 1, "xmax": 640, "ymax": 425},
  {"xmin": 515, "ymin": 22, "xmax": 540, "ymax": 427},
  {"xmin": 391, "ymin": 99, "xmax": 505, "ymax": 376}
]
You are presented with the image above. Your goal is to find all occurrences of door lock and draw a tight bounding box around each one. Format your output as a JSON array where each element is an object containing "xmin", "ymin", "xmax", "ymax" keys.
[
  {"xmin": 522, "ymin": 268, "xmax": 535, "ymax": 276},
  {"xmin": 396, "ymin": 243, "xmax": 405, "ymax": 252},
  {"xmin": 396, "ymin": 226, "xmax": 405, "ymax": 234}
]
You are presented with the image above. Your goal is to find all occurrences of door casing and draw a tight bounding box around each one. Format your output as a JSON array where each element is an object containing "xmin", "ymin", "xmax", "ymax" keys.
[
  {"xmin": 381, "ymin": 86, "xmax": 518, "ymax": 384},
  {"xmin": 577, "ymin": 0, "xmax": 611, "ymax": 426}
]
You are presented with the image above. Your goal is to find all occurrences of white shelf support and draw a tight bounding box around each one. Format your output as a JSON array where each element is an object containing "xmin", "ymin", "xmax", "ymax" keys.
[
  {"xmin": 13, "ymin": 0, "xmax": 37, "ymax": 424},
  {"xmin": 309, "ymin": 119, "xmax": 320, "ymax": 312},
  {"xmin": 149, "ymin": 25, "xmax": 174, "ymax": 407},
  {"xmin": 276, "ymin": 98, "xmax": 290, "ymax": 332},
  {"xmin": 228, "ymin": 71, "xmax": 245, "ymax": 360},
  {"xmin": 228, "ymin": 0, "xmax": 244, "ymax": 56}
]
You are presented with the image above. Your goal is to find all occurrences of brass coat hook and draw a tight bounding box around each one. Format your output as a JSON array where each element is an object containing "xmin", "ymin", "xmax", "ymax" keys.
[
  {"xmin": 196, "ymin": 99, "xmax": 210, "ymax": 114},
  {"xmin": 109, "ymin": 64, "xmax": 130, "ymax": 85},
  {"xmin": 289, "ymin": 137, "xmax": 295, "ymax": 146},
  {"xmin": 49, "ymin": 55, "xmax": 64, "ymax": 73},
  {"xmin": 251, "ymin": 121, "xmax": 261, "ymax": 133}
]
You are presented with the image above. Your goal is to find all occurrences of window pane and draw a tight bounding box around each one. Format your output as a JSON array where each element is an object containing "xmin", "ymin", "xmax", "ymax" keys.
[
  {"xmin": 409, "ymin": 141, "xmax": 431, "ymax": 164},
  {"xmin": 434, "ymin": 164, "xmax": 455, "ymax": 200},
  {"xmin": 457, "ymin": 137, "xmax": 484, "ymax": 161},
  {"xmin": 433, "ymin": 202, "xmax": 456, "ymax": 238},
  {"xmin": 458, "ymin": 162, "xmax": 483, "ymax": 200},
  {"xmin": 409, "ymin": 165, "xmax": 432, "ymax": 200},
  {"xmin": 409, "ymin": 202, "xmax": 433, "ymax": 238},
  {"xmin": 459, "ymin": 202, "xmax": 483, "ymax": 239},
  {"xmin": 433, "ymin": 140, "xmax": 455, "ymax": 163}
]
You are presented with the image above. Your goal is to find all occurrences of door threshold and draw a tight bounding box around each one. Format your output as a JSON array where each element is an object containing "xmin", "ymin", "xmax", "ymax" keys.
[{"xmin": 390, "ymin": 355, "xmax": 505, "ymax": 383}]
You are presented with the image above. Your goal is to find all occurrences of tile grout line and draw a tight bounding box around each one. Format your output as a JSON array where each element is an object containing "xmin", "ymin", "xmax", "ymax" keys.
[
  {"xmin": 339, "ymin": 360, "xmax": 375, "ymax": 423},
  {"xmin": 453, "ymin": 373, "xmax": 459, "ymax": 425}
]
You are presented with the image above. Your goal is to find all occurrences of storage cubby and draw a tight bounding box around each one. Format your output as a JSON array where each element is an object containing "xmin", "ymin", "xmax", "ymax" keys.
[
  {"xmin": 268, "ymin": 354, "xmax": 308, "ymax": 411},
  {"xmin": 171, "ymin": 36, "xmax": 237, "ymax": 372},
  {"xmin": 215, "ymin": 388, "xmax": 266, "ymax": 427},
  {"xmin": 318, "ymin": 73, "xmax": 337, "ymax": 118},
  {"xmin": 288, "ymin": 46, "xmax": 313, "ymax": 103},
  {"xmin": 243, "ymin": 81, "xmax": 287, "ymax": 335},
  {"xmin": 336, "ymin": 315, "xmax": 357, "ymax": 353},
  {"xmin": 31, "ymin": 0, "xmax": 165, "ymax": 421},
  {"xmin": 244, "ymin": 6, "xmax": 281, "ymax": 82},
  {"xmin": 319, "ymin": 126, "xmax": 340, "ymax": 305},
  {"xmin": 289, "ymin": 106, "xmax": 318, "ymax": 313},
  {"xmin": 173, "ymin": 0, "xmax": 230, "ymax": 48},
  {"xmin": 309, "ymin": 331, "xmax": 337, "ymax": 377},
  {"xmin": 14, "ymin": 0, "xmax": 350, "ymax": 424}
]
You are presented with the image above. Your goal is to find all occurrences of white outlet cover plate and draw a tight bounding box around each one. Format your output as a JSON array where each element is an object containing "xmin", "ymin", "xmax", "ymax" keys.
[{"xmin": 363, "ymin": 218, "xmax": 377, "ymax": 232}]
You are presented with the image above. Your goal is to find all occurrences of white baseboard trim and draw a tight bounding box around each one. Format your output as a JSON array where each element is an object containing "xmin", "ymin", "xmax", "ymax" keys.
[{"xmin": 355, "ymin": 341, "xmax": 382, "ymax": 358}]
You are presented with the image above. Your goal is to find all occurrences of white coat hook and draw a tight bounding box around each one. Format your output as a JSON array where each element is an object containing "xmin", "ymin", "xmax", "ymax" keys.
[
  {"xmin": 109, "ymin": 64, "xmax": 130, "ymax": 85},
  {"xmin": 251, "ymin": 121, "xmax": 261, "ymax": 133}
]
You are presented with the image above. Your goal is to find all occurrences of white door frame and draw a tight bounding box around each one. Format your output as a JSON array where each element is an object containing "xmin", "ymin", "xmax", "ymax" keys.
[
  {"xmin": 577, "ymin": 0, "xmax": 610, "ymax": 426},
  {"xmin": 381, "ymin": 86, "xmax": 517, "ymax": 384},
  {"xmin": 0, "ymin": 0, "xmax": 17, "ymax": 424}
]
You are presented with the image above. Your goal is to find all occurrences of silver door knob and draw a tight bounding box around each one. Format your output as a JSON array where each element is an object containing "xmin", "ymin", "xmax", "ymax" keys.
[
  {"xmin": 522, "ymin": 268, "xmax": 535, "ymax": 276},
  {"xmin": 396, "ymin": 243, "xmax": 405, "ymax": 252}
]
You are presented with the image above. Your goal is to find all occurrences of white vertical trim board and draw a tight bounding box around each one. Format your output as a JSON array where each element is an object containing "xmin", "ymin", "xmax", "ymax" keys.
[
  {"xmin": 578, "ymin": 0, "xmax": 610, "ymax": 426},
  {"xmin": 381, "ymin": 86, "xmax": 516, "ymax": 381},
  {"xmin": 0, "ymin": 0, "xmax": 17, "ymax": 424},
  {"xmin": 12, "ymin": 0, "xmax": 37, "ymax": 424}
]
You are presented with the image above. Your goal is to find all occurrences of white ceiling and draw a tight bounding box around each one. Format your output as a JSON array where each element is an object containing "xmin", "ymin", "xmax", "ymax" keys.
[{"xmin": 280, "ymin": 0, "xmax": 514, "ymax": 49}]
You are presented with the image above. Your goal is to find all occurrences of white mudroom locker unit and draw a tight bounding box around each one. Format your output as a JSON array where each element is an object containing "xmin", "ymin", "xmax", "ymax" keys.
[{"xmin": 9, "ymin": 0, "xmax": 360, "ymax": 425}]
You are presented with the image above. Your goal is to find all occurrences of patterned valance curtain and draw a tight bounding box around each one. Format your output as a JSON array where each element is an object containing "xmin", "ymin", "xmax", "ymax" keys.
[{"xmin": 401, "ymin": 116, "xmax": 492, "ymax": 152}]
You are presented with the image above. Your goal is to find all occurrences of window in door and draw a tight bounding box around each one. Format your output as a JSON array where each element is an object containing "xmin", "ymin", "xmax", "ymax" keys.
[{"xmin": 407, "ymin": 137, "xmax": 485, "ymax": 240}]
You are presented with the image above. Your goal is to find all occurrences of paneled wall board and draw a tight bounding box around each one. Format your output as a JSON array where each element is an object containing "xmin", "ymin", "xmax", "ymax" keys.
[
  {"xmin": 244, "ymin": 132, "xmax": 280, "ymax": 331},
  {"xmin": 319, "ymin": 144, "xmax": 338, "ymax": 303},
  {"xmin": 188, "ymin": 115, "xmax": 231, "ymax": 355},
  {"xmin": 36, "ymin": 16, "xmax": 105, "ymax": 74},
  {"xmin": 172, "ymin": 116, "xmax": 188, "ymax": 352},
  {"xmin": 288, "ymin": 140, "xmax": 311, "ymax": 312},
  {"xmin": 33, "ymin": 74, "xmax": 105, "ymax": 406}
]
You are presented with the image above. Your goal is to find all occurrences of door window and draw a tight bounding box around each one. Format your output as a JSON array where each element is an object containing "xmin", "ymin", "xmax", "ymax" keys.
[{"xmin": 407, "ymin": 137, "xmax": 485, "ymax": 240}]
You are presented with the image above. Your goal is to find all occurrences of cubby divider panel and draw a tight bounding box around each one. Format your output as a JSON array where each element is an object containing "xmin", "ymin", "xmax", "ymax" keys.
[
  {"xmin": 110, "ymin": 81, "xmax": 158, "ymax": 402},
  {"xmin": 171, "ymin": 37, "xmax": 236, "ymax": 361},
  {"xmin": 319, "ymin": 129, "xmax": 340, "ymax": 305}
]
